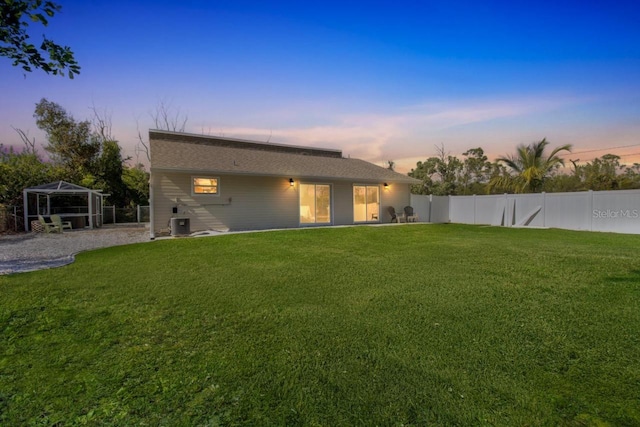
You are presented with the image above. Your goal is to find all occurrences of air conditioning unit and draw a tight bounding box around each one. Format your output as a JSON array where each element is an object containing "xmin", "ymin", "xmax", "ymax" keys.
[{"xmin": 170, "ymin": 217, "xmax": 190, "ymax": 236}]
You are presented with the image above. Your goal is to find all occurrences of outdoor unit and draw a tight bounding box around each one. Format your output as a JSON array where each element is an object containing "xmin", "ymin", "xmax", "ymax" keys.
[{"xmin": 170, "ymin": 217, "xmax": 190, "ymax": 236}]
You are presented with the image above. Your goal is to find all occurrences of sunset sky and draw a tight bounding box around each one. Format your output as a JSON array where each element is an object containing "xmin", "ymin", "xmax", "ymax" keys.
[{"xmin": 1, "ymin": 0, "xmax": 639, "ymax": 173}]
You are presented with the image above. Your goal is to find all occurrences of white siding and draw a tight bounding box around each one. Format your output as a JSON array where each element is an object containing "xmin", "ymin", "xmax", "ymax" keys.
[
  {"xmin": 332, "ymin": 181, "xmax": 354, "ymax": 225},
  {"xmin": 381, "ymin": 184, "xmax": 413, "ymax": 223},
  {"xmin": 153, "ymin": 173, "xmax": 299, "ymax": 233},
  {"xmin": 152, "ymin": 171, "xmax": 414, "ymax": 233}
]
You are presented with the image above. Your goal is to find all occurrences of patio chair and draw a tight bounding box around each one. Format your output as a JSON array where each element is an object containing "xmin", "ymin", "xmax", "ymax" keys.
[
  {"xmin": 387, "ymin": 206, "xmax": 398, "ymax": 223},
  {"xmin": 38, "ymin": 215, "xmax": 62, "ymax": 233},
  {"xmin": 403, "ymin": 206, "xmax": 419, "ymax": 222},
  {"xmin": 51, "ymin": 214, "xmax": 73, "ymax": 231}
]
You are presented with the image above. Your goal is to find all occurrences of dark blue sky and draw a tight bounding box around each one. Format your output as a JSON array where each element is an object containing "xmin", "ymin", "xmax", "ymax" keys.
[{"xmin": 1, "ymin": 0, "xmax": 639, "ymax": 170}]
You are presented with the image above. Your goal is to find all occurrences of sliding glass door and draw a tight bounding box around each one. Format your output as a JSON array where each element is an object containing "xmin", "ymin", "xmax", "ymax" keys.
[
  {"xmin": 300, "ymin": 184, "xmax": 331, "ymax": 224},
  {"xmin": 353, "ymin": 185, "xmax": 380, "ymax": 222}
]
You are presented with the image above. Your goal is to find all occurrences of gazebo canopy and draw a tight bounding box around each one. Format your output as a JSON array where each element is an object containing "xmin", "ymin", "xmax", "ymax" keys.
[
  {"xmin": 23, "ymin": 181, "xmax": 105, "ymax": 231},
  {"xmin": 25, "ymin": 180, "xmax": 104, "ymax": 195}
]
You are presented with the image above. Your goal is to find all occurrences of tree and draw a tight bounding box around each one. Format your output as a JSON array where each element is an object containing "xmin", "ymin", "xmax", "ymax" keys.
[
  {"xmin": 489, "ymin": 138, "xmax": 572, "ymax": 193},
  {"xmin": 34, "ymin": 98, "xmax": 100, "ymax": 182},
  {"xmin": 0, "ymin": 143, "xmax": 52, "ymax": 205},
  {"xmin": 122, "ymin": 163, "xmax": 150, "ymax": 206},
  {"xmin": 1, "ymin": 0, "xmax": 80, "ymax": 77},
  {"xmin": 460, "ymin": 147, "xmax": 491, "ymax": 195},
  {"xmin": 94, "ymin": 140, "xmax": 128, "ymax": 206},
  {"xmin": 579, "ymin": 154, "xmax": 624, "ymax": 191},
  {"xmin": 409, "ymin": 144, "xmax": 463, "ymax": 195}
]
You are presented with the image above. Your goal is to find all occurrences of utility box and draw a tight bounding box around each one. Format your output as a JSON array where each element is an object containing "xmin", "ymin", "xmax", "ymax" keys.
[{"xmin": 170, "ymin": 217, "xmax": 190, "ymax": 236}]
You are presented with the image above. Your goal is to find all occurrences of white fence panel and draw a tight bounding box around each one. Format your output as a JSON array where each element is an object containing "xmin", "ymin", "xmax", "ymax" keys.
[
  {"xmin": 439, "ymin": 189, "xmax": 640, "ymax": 234},
  {"xmin": 410, "ymin": 194, "xmax": 431, "ymax": 222},
  {"xmin": 430, "ymin": 196, "xmax": 450, "ymax": 223},
  {"xmin": 544, "ymin": 192, "xmax": 592, "ymax": 231},
  {"xmin": 513, "ymin": 193, "xmax": 545, "ymax": 227},
  {"xmin": 449, "ymin": 196, "xmax": 476, "ymax": 224},
  {"xmin": 475, "ymin": 195, "xmax": 507, "ymax": 225},
  {"xmin": 592, "ymin": 189, "xmax": 640, "ymax": 234}
]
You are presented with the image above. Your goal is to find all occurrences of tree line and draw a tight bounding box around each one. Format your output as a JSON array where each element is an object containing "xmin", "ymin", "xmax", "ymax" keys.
[
  {"xmin": 0, "ymin": 99, "xmax": 149, "ymax": 207},
  {"xmin": 409, "ymin": 139, "xmax": 640, "ymax": 195}
]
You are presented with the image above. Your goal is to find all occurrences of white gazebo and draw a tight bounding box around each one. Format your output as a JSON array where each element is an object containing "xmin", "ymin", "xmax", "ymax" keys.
[{"xmin": 23, "ymin": 181, "xmax": 105, "ymax": 231}]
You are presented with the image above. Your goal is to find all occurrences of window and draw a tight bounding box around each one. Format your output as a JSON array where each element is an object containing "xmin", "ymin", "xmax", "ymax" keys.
[
  {"xmin": 192, "ymin": 177, "xmax": 219, "ymax": 195},
  {"xmin": 300, "ymin": 184, "xmax": 331, "ymax": 224},
  {"xmin": 353, "ymin": 185, "xmax": 380, "ymax": 222}
]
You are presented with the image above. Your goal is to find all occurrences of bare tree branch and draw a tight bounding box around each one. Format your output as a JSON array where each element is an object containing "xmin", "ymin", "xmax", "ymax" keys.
[
  {"xmin": 152, "ymin": 99, "xmax": 188, "ymax": 132},
  {"xmin": 11, "ymin": 126, "xmax": 37, "ymax": 154},
  {"xmin": 89, "ymin": 103, "xmax": 113, "ymax": 142},
  {"xmin": 135, "ymin": 117, "xmax": 151, "ymax": 163},
  {"xmin": 134, "ymin": 100, "xmax": 189, "ymax": 164}
]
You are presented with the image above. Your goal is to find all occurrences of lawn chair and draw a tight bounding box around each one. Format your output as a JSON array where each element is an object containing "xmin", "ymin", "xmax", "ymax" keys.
[
  {"xmin": 51, "ymin": 214, "xmax": 73, "ymax": 231},
  {"xmin": 403, "ymin": 206, "xmax": 419, "ymax": 222},
  {"xmin": 387, "ymin": 206, "xmax": 398, "ymax": 223},
  {"xmin": 38, "ymin": 215, "xmax": 62, "ymax": 233}
]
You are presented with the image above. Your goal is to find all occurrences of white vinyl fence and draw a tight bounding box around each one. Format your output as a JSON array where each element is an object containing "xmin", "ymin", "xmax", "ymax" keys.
[{"xmin": 410, "ymin": 189, "xmax": 640, "ymax": 234}]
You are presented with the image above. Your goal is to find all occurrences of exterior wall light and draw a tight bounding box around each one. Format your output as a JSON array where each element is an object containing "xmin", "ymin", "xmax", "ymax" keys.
[
  {"xmin": 383, "ymin": 182, "xmax": 389, "ymax": 190},
  {"xmin": 289, "ymin": 178, "xmax": 295, "ymax": 186}
]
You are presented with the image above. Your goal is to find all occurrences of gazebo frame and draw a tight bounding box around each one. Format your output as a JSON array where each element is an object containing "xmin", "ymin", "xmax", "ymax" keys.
[{"xmin": 23, "ymin": 181, "xmax": 105, "ymax": 231}]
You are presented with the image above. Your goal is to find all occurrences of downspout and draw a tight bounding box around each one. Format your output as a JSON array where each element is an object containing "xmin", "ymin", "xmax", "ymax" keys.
[{"xmin": 149, "ymin": 172, "xmax": 155, "ymax": 240}]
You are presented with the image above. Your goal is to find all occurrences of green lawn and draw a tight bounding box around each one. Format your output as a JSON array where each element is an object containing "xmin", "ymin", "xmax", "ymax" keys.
[{"xmin": 1, "ymin": 224, "xmax": 639, "ymax": 426}]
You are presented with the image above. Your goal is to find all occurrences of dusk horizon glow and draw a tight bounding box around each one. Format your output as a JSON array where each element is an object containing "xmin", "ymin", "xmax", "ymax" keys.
[{"xmin": 1, "ymin": 0, "xmax": 638, "ymax": 173}]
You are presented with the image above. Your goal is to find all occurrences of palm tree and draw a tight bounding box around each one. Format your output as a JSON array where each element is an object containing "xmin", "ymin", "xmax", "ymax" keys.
[{"xmin": 489, "ymin": 138, "xmax": 572, "ymax": 193}]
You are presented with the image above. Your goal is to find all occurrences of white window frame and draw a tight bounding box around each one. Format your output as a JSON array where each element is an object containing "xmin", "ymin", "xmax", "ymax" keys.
[
  {"xmin": 192, "ymin": 176, "xmax": 220, "ymax": 196},
  {"xmin": 353, "ymin": 184, "xmax": 381, "ymax": 223},
  {"xmin": 299, "ymin": 183, "xmax": 333, "ymax": 226}
]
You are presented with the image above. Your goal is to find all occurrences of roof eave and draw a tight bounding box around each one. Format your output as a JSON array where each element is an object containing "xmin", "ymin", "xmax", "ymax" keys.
[{"xmin": 151, "ymin": 166, "xmax": 420, "ymax": 184}]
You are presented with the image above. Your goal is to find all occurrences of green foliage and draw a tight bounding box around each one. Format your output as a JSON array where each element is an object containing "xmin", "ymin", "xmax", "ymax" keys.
[
  {"xmin": 489, "ymin": 138, "xmax": 572, "ymax": 193},
  {"xmin": 460, "ymin": 147, "xmax": 492, "ymax": 195},
  {"xmin": 1, "ymin": 226, "xmax": 639, "ymax": 424},
  {"xmin": 95, "ymin": 140, "xmax": 128, "ymax": 206},
  {"xmin": 30, "ymin": 98, "xmax": 150, "ymax": 206},
  {"xmin": 410, "ymin": 146, "xmax": 498, "ymax": 195},
  {"xmin": 0, "ymin": 0, "xmax": 80, "ymax": 77},
  {"xmin": 34, "ymin": 98, "xmax": 100, "ymax": 182},
  {"xmin": 0, "ymin": 143, "xmax": 52, "ymax": 205},
  {"xmin": 577, "ymin": 154, "xmax": 625, "ymax": 191},
  {"xmin": 409, "ymin": 142, "xmax": 640, "ymax": 196},
  {"xmin": 409, "ymin": 145, "xmax": 463, "ymax": 195}
]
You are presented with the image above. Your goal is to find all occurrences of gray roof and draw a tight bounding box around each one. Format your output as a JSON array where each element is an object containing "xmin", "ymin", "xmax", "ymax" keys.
[{"xmin": 149, "ymin": 130, "xmax": 420, "ymax": 184}]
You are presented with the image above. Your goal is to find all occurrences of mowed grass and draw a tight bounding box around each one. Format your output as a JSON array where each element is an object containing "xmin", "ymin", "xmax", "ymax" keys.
[{"xmin": 1, "ymin": 224, "xmax": 639, "ymax": 426}]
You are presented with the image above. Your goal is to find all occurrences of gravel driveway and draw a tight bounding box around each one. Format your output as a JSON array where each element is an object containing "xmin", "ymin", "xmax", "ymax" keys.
[{"xmin": 0, "ymin": 226, "xmax": 150, "ymax": 275}]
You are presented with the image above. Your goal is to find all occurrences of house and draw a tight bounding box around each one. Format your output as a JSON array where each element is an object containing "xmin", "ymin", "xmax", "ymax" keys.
[{"xmin": 149, "ymin": 130, "xmax": 421, "ymax": 238}]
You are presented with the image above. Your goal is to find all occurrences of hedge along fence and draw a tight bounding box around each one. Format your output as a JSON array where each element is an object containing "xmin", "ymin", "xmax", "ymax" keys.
[{"xmin": 410, "ymin": 189, "xmax": 640, "ymax": 234}]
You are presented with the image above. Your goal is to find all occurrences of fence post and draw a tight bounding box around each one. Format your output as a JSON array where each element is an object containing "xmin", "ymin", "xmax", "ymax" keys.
[
  {"xmin": 473, "ymin": 194, "xmax": 477, "ymax": 225},
  {"xmin": 542, "ymin": 192, "xmax": 546, "ymax": 227},
  {"xmin": 137, "ymin": 205, "xmax": 141, "ymax": 223},
  {"xmin": 112, "ymin": 206, "xmax": 116, "ymax": 224},
  {"xmin": 589, "ymin": 190, "xmax": 593, "ymax": 231}
]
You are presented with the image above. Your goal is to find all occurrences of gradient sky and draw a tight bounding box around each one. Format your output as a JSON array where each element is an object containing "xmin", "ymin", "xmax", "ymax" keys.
[{"xmin": 1, "ymin": 0, "xmax": 639, "ymax": 173}]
